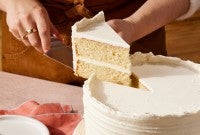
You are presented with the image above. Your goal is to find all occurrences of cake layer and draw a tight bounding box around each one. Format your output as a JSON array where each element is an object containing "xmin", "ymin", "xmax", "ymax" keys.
[
  {"xmin": 73, "ymin": 38, "xmax": 131, "ymax": 69},
  {"xmin": 75, "ymin": 60, "xmax": 134, "ymax": 86}
]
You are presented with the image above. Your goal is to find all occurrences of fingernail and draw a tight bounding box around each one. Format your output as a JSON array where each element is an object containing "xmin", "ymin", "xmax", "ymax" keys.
[
  {"xmin": 53, "ymin": 33, "xmax": 62, "ymax": 40},
  {"xmin": 44, "ymin": 49, "xmax": 49, "ymax": 53}
]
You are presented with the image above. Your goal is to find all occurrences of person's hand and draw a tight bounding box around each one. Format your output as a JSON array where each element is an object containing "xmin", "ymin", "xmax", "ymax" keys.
[
  {"xmin": 5, "ymin": 0, "xmax": 61, "ymax": 53},
  {"xmin": 107, "ymin": 19, "xmax": 135, "ymax": 44}
]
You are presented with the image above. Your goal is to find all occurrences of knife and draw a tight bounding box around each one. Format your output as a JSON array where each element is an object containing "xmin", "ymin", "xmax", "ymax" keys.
[{"xmin": 45, "ymin": 37, "xmax": 73, "ymax": 68}]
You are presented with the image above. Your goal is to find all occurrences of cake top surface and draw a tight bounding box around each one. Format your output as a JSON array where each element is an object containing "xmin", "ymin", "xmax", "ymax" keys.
[
  {"xmin": 83, "ymin": 53, "xmax": 200, "ymax": 119},
  {"xmin": 72, "ymin": 11, "xmax": 130, "ymax": 48}
]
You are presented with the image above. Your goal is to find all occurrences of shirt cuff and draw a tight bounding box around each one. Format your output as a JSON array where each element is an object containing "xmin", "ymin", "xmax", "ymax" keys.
[{"xmin": 177, "ymin": 0, "xmax": 200, "ymax": 20}]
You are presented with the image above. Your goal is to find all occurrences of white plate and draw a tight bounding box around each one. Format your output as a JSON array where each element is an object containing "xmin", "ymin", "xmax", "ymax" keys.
[
  {"xmin": 0, "ymin": 115, "xmax": 50, "ymax": 135},
  {"xmin": 73, "ymin": 119, "xmax": 85, "ymax": 135}
]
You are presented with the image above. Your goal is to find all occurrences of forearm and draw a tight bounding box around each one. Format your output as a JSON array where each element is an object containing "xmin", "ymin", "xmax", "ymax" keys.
[
  {"xmin": 125, "ymin": 0, "xmax": 190, "ymax": 41},
  {"xmin": 0, "ymin": 0, "xmax": 9, "ymax": 12}
]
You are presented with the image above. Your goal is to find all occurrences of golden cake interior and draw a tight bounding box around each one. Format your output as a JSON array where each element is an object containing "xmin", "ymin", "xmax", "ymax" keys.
[{"xmin": 73, "ymin": 38, "xmax": 144, "ymax": 87}]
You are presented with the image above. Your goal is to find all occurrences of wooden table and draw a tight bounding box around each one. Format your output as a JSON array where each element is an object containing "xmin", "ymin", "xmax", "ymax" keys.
[{"xmin": 0, "ymin": 71, "xmax": 83, "ymax": 114}]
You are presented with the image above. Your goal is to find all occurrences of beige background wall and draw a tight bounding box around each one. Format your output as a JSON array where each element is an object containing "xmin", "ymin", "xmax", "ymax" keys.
[{"xmin": 166, "ymin": 11, "xmax": 200, "ymax": 63}]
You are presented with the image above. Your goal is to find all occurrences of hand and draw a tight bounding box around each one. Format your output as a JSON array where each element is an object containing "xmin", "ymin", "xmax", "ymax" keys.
[
  {"xmin": 107, "ymin": 19, "xmax": 135, "ymax": 44},
  {"xmin": 5, "ymin": 0, "xmax": 61, "ymax": 53}
]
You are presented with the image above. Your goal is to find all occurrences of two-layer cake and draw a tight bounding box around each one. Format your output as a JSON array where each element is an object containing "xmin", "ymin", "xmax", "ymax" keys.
[{"xmin": 72, "ymin": 12, "xmax": 200, "ymax": 135}]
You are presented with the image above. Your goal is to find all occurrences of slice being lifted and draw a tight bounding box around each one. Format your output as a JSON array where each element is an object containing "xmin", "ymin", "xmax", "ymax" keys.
[{"xmin": 72, "ymin": 11, "xmax": 137, "ymax": 87}]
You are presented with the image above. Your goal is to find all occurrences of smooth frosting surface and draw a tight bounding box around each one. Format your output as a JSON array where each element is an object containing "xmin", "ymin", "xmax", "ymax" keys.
[
  {"xmin": 83, "ymin": 53, "xmax": 200, "ymax": 135},
  {"xmin": 72, "ymin": 11, "xmax": 130, "ymax": 48}
]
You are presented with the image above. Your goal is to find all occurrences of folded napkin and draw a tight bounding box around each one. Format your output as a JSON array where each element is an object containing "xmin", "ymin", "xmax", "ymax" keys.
[{"xmin": 0, "ymin": 100, "xmax": 82, "ymax": 135}]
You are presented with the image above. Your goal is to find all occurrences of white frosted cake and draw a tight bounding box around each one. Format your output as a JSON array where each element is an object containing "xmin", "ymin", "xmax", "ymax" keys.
[
  {"xmin": 83, "ymin": 52, "xmax": 200, "ymax": 135},
  {"xmin": 72, "ymin": 11, "xmax": 135, "ymax": 87}
]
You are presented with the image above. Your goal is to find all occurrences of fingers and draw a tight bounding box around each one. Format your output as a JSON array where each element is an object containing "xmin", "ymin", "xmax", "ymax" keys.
[
  {"xmin": 107, "ymin": 20, "xmax": 120, "ymax": 33},
  {"xmin": 34, "ymin": 8, "xmax": 51, "ymax": 53},
  {"xmin": 23, "ymin": 19, "xmax": 43, "ymax": 53},
  {"xmin": 50, "ymin": 21, "xmax": 62, "ymax": 40},
  {"xmin": 8, "ymin": 20, "xmax": 30, "ymax": 46},
  {"xmin": 9, "ymin": 27, "xmax": 21, "ymax": 41},
  {"xmin": 107, "ymin": 19, "xmax": 134, "ymax": 44},
  {"xmin": 7, "ymin": 6, "xmax": 54, "ymax": 53},
  {"xmin": 16, "ymin": 19, "xmax": 32, "ymax": 46}
]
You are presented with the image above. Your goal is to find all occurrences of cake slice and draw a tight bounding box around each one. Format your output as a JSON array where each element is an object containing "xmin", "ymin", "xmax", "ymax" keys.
[{"xmin": 72, "ymin": 11, "xmax": 136, "ymax": 87}]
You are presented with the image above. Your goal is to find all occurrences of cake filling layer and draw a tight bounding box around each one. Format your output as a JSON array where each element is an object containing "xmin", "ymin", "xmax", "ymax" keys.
[{"xmin": 77, "ymin": 57, "xmax": 131, "ymax": 74}]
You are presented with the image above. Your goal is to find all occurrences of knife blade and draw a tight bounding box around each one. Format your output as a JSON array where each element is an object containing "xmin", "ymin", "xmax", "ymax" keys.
[{"xmin": 45, "ymin": 37, "xmax": 73, "ymax": 68}]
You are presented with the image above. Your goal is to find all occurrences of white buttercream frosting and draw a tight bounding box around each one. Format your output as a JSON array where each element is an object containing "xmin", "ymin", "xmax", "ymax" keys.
[
  {"xmin": 77, "ymin": 57, "xmax": 132, "ymax": 74},
  {"xmin": 71, "ymin": 11, "xmax": 130, "ymax": 48},
  {"xmin": 83, "ymin": 52, "xmax": 200, "ymax": 135}
]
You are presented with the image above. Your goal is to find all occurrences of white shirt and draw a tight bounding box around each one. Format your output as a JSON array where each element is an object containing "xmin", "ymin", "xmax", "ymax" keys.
[{"xmin": 178, "ymin": 0, "xmax": 200, "ymax": 20}]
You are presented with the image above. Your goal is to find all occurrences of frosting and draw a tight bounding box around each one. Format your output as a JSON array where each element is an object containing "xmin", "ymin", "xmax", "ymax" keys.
[
  {"xmin": 77, "ymin": 57, "xmax": 132, "ymax": 74},
  {"xmin": 71, "ymin": 11, "xmax": 130, "ymax": 48},
  {"xmin": 83, "ymin": 53, "xmax": 200, "ymax": 135}
]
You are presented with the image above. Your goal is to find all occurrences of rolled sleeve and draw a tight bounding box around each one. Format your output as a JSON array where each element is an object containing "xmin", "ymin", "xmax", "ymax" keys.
[{"xmin": 177, "ymin": 0, "xmax": 200, "ymax": 20}]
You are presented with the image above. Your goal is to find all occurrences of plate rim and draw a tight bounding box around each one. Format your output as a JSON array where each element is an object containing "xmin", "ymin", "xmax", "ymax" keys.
[{"xmin": 0, "ymin": 115, "xmax": 50, "ymax": 135}]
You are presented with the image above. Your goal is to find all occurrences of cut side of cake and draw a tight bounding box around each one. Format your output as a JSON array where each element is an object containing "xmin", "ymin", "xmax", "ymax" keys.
[
  {"xmin": 72, "ymin": 11, "xmax": 137, "ymax": 87},
  {"xmin": 83, "ymin": 53, "xmax": 200, "ymax": 135}
]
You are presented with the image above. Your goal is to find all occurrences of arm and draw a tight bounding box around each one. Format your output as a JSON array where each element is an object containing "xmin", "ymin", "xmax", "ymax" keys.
[
  {"xmin": 0, "ymin": 0, "xmax": 7, "ymax": 11},
  {"xmin": 108, "ymin": 0, "xmax": 190, "ymax": 44}
]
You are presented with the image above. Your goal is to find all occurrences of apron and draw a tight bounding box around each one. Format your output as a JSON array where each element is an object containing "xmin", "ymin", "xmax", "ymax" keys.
[{"xmin": 1, "ymin": 0, "xmax": 166, "ymax": 85}]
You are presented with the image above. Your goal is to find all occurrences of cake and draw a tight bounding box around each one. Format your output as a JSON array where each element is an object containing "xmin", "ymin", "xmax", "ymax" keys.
[
  {"xmin": 72, "ymin": 11, "xmax": 200, "ymax": 134},
  {"xmin": 72, "ymin": 11, "xmax": 135, "ymax": 87},
  {"xmin": 83, "ymin": 52, "xmax": 200, "ymax": 135}
]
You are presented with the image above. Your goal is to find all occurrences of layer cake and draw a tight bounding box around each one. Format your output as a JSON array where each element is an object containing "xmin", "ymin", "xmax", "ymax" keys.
[
  {"xmin": 71, "ymin": 11, "xmax": 200, "ymax": 135},
  {"xmin": 83, "ymin": 52, "xmax": 200, "ymax": 135}
]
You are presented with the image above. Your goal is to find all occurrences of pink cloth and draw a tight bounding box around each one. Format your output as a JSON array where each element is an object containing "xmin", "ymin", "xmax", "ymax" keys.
[{"xmin": 0, "ymin": 100, "xmax": 82, "ymax": 135}]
